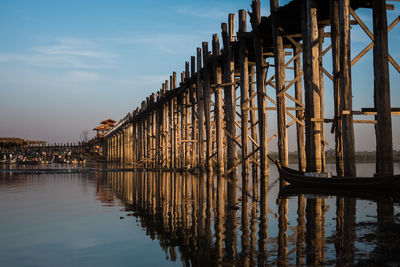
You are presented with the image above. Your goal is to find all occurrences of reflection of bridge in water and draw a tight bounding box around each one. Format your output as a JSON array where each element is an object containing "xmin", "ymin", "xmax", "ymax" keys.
[{"xmin": 99, "ymin": 169, "xmax": 399, "ymax": 266}]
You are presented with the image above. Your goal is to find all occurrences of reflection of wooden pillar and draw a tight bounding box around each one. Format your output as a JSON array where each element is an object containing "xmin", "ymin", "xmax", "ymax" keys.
[
  {"xmin": 339, "ymin": 0, "xmax": 356, "ymax": 176},
  {"xmin": 302, "ymin": 0, "xmax": 322, "ymax": 172},
  {"xmin": 215, "ymin": 173, "xmax": 225, "ymax": 263},
  {"xmin": 343, "ymin": 198, "xmax": 356, "ymax": 264},
  {"xmin": 278, "ymin": 198, "xmax": 288, "ymax": 266},
  {"xmin": 305, "ymin": 198, "xmax": 323, "ymax": 265},
  {"xmin": 297, "ymin": 195, "xmax": 306, "ymax": 266},
  {"xmin": 335, "ymin": 197, "xmax": 345, "ymax": 265},
  {"xmin": 373, "ymin": 0, "xmax": 393, "ymax": 176},
  {"xmin": 241, "ymin": 168, "xmax": 250, "ymax": 267}
]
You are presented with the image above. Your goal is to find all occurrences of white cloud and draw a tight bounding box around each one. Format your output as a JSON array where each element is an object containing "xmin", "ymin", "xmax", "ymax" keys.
[{"xmin": 0, "ymin": 37, "xmax": 117, "ymax": 70}]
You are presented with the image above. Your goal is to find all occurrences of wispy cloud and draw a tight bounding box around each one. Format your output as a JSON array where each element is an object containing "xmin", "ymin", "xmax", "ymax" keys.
[{"xmin": 0, "ymin": 37, "xmax": 117, "ymax": 70}]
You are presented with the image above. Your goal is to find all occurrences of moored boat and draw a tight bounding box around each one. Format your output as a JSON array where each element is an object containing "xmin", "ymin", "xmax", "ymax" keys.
[{"xmin": 277, "ymin": 162, "xmax": 400, "ymax": 189}]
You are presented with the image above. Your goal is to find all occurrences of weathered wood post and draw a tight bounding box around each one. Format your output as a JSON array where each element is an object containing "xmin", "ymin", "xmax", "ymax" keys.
[
  {"xmin": 222, "ymin": 14, "xmax": 238, "ymax": 207},
  {"xmin": 212, "ymin": 34, "xmax": 224, "ymax": 175},
  {"xmin": 301, "ymin": 0, "xmax": 323, "ymax": 172},
  {"xmin": 172, "ymin": 72, "xmax": 178, "ymax": 169},
  {"xmin": 251, "ymin": 0, "xmax": 269, "ymax": 179},
  {"xmin": 202, "ymin": 42, "xmax": 213, "ymax": 173},
  {"xmin": 270, "ymin": 0, "xmax": 289, "ymax": 168},
  {"xmin": 339, "ymin": 0, "xmax": 356, "ymax": 176},
  {"xmin": 248, "ymin": 66, "xmax": 259, "ymax": 188},
  {"xmin": 169, "ymin": 75, "xmax": 175, "ymax": 169},
  {"xmin": 190, "ymin": 56, "xmax": 197, "ymax": 167},
  {"xmin": 373, "ymin": 0, "xmax": 393, "ymax": 176},
  {"xmin": 293, "ymin": 44, "xmax": 306, "ymax": 172},
  {"xmin": 318, "ymin": 27, "xmax": 326, "ymax": 172},
  {"xmin": 238, "ymin": 9, "xmax": 250, "ymax": 187},
  {"xmin": 197, "ymin": 48, "xmax": 205, "ymax": 170},
  {"xmin": 330, "ymin": 0, "xmax": 344, "ymax": 176},
  {"xmin": 164, "ymin": 80, "xmax": 169, "ymax": 169}
]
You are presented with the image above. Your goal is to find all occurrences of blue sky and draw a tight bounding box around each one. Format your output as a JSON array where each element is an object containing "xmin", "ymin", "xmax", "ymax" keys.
[{"xmin": 0, "ymin": 0, "xmax": 399, "ymax": 151}]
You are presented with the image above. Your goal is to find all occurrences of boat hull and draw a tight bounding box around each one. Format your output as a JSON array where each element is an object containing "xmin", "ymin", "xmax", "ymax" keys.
[{"xmin": 278, "ymin": 165, "xmax": 400, "ymax": 189}]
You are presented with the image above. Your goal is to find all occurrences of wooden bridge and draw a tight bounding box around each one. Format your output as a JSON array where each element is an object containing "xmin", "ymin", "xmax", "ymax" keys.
[{"xmin": 102, "ymin": 0, "xmax": 399, "ymax": 180}]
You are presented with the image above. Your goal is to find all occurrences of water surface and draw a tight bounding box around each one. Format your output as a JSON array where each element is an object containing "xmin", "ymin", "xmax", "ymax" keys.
[{"xmin": 1, "ymin": 163, "xmax": 399, "ymax": 266}]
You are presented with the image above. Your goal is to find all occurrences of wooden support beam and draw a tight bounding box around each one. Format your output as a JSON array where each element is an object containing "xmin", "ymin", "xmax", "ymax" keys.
[
  {"xmin": 169, "ymin": 75, "xmax": 174, "ymax": 169},
  {"xmin": 340, "ymin": 0, "xmax": 356, "ymax": 176},
  {"xmin": 222, "ymin": 13, "xmax": 238, "ymax": 206},
  {"xmin": 373, "ymin": 0, "xmax": 394, "ymax": 175},
  {"xmin": 196, "ymin": 48, "xmax": 205, "ymax": 170},
  {"xmin": 330, "ymin": 0, "xmax": 344, "ymax": 176},
  {"xmin": 293, "ymin": 45, "xmax": 306, "ymax": 172},
  {"xmin": 202, "ymin": 42, "xmax": 213, "ymax": 173},
  {"xmin": 302, "ymin": 0, "xmax": 323, "ymax": 172},
  {"xmin": 319, "ymin": 27, "xmax": 327, "ymax": 172},
  {"xmin": 251, "ymin": 0, "xmax": 269, "ymax": 180},
  {"xmin": 271, "ymin": 0, "xmax": 289, "ymax": 168},
  {"xmin": 190, "ymin": 56, "xmax": 197, "ymax": 167},
  {"xmin": 248, "ymin": 66, "xmax": 259, "ymax": 178},
  {"xmin": 212, "ymin": 34, "xmax": 224, "ymax": 175}
]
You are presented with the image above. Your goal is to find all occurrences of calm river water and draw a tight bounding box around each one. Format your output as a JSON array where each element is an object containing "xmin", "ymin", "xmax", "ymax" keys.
[{"xmin": 0, "ymin": 163, "xmax": 399, "ymax": 266}]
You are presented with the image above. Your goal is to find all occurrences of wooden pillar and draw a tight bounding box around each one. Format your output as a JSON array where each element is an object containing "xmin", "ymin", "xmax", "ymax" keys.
[
  {"xmin": 318, "ymin": 27, "xmax": 326, "ymax": 172},
  {"xmin": 330, "ymin": 0, "xmax": 344, "ymax": 176},
  {"xmin": 212, "ymin": 34, "xmax": 224, "ymax": 175},
  {"xmin": 301, "ymin": 0, "xmax": 322, "ymax": 172},
  {"xmin": 294, "ymin": 45, "xmax": 306, "ymax": 172},
  {"xmin": 113, "ymin": 135, "xmax": 116, "ymax": 161},
  {"xmin": 239, "ymin": 9, "xmax": 250, "ymax": 182},
  {"xmin": 251, "ymin": 0, "xmax": 269, "ymax": 179},
  {"xmin": 164, "ymin": 80, "xmax": 169, "ymax": 169},
  {"xmin": 373, "ymin": 0, "xmax": 393, "ymax": 176},
  {"xmin": 197, "ymin": 48, "xmax": 206, "ymax": 170},
  {"xmin": 249, "ymin": 66, "xmax": 259, "ymax": 180},
  {"xmin": 222, "ymin": 14, "xmax": 238, "ymax": 172},
  {"xmin": 202, "ymin": 42, "xmax": 213, "ymax": 173},
  {"xmin": 133, "ymin": 122, "xmax": 137, "ymax": 165},
  {"xmin": 339, "ymin": 0, "xmax": 356, "ymax": 176},
  {"xmin": 222, "ymin": 14, "xmax": 238, "ymax": 206},
  {"xmin": 182, "ymin": 84, "xmax": 189, "ymax": 167},
  {"xmin": 270, "ymin": 0, "xmax": 289, "ymax": 168},
  {"xmin": 169, "ymin": 75, "xmax": 175, "ymax": 169},
  {"xmin": 111, "ymin": 135, "xmax": 114, "ymax": 161},
  {"xmin": 172, "ymin": 73, "xmax": 178, "ymax": 169},
  {"xmin": 190, "ymin": 56, "xmax": 197, "ymax": 167}
]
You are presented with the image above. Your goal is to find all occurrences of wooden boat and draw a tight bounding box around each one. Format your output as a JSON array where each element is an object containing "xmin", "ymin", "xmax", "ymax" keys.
[{"xmin": 277, "ymin": 163, "xmax": 400, "ymax": 189}]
